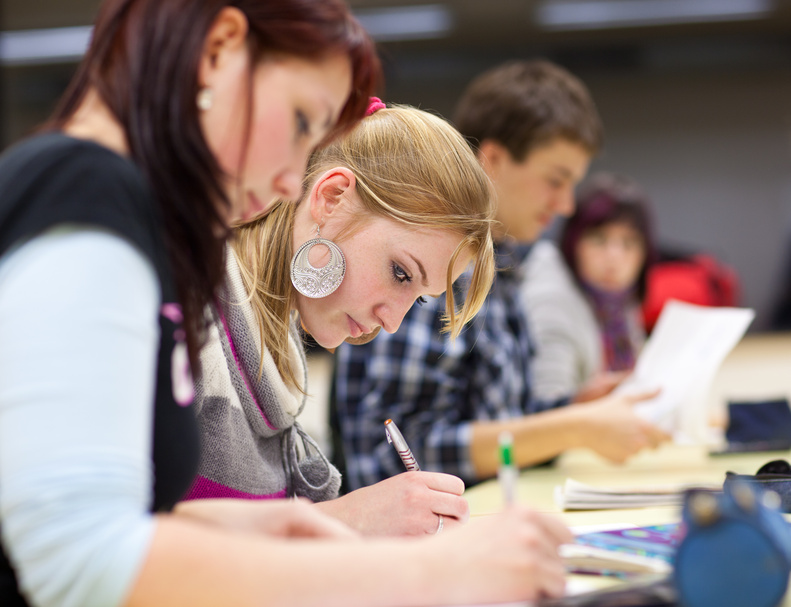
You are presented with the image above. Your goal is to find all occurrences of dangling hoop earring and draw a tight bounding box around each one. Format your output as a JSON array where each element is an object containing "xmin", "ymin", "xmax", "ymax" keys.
[{"xmin": 290, "ymin": 225, "xmax": 346, "ymax": 298}]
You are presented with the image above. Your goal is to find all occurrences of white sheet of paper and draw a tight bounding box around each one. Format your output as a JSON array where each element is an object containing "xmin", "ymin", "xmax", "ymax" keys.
[{"xmin": 614, "ymin": 300, "xmax": 754, "ymax": 442}]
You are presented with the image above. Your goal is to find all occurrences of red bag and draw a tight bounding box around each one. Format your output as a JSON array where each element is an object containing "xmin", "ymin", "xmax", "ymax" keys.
[{"xmin": 642, "ymin": 253, "xmax": 740, "ymax": 333}]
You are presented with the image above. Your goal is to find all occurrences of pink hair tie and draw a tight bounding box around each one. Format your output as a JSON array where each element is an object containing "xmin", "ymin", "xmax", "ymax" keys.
[{"xmin": 366, "ymin": 97, "xmax": 386, "ymax": 116}]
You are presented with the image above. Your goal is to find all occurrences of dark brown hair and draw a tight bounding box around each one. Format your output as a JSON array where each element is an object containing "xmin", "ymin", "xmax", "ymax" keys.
[
  {"xmin": 560, "ymin": 172, "xmax": 657, "ymax": 299},
  {"xmin": 47, "ymin": 0, "xmax": 380, "ymax": 362},
  {"xmin": 453, "ymin": 59, "xmax": 603, "ymax": 162}
]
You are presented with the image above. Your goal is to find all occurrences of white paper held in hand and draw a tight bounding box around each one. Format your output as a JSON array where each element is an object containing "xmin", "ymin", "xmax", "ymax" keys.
[{"xmin": 614, "ymin": 300, "xmax": 754, "ymax": 442}]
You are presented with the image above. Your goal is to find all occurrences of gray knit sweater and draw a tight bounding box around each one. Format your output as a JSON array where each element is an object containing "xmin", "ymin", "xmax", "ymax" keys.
[{"xmin": 184, "ymin": 246, "xmax": 341, "ymax": 502}]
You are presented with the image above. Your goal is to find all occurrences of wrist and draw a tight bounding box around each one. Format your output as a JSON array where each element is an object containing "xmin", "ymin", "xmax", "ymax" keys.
[
  {"xmin": 313, "ymin": 498, "xmax": 347, "ymax": 527},
  {"xmin": 560, "ymin": 405, "xmax": 589, "ymax": 451}
]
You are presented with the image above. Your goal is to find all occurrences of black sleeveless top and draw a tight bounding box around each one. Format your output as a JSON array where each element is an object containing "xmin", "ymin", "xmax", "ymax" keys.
[{"xmin": 0, "ymin": 133, "xmax": 201, "ymax": 605}]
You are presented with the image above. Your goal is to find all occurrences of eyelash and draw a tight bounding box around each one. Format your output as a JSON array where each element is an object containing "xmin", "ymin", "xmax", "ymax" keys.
[
  {"xmin": 296, "ymin": 110, "xmax": 310, "ymax": 138},
  {"xmin": 391, "ymin": 262, "xmax": 411, "ymax": 284},
  {"xmin": 391, "ymin": 263, "xmax": 427, "ymax": 306}
]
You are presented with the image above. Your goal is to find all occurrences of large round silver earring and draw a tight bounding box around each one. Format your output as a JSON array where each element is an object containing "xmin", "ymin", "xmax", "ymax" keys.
[
  {"xmin": 290, "ymin": 225, "xmax": 346, "ymax": 298},
  {"xmin": 196, "ymin": 87, "xmax": 213, "ymax": 111}
]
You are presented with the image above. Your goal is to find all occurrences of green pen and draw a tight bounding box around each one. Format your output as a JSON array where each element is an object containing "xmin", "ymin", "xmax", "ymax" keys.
[{"xmin": 498, "ymin": 431, "xmax": 517, "ymax": 506}]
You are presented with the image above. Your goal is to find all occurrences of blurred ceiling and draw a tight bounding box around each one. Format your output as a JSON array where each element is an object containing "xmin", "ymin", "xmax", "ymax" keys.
[
  {"xmin": 4, "ymin": 0, "xmax": 101, "ymax": 30},
  {"xmin": 342, "ymin": 0, "xmax": 791, "ymax": 75},
  {"xmin": 4, "ymin": 0, "xmax": 791, "ymax": 71},
  {"xmin": 345, "ymin": 0, "xmax": 791, "ymax": 46}
]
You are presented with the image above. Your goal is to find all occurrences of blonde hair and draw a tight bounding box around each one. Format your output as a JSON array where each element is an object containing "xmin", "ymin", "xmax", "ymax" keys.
[{"xmin": 232, "ymin": 105, "xmax": 495, "ymax": 388}]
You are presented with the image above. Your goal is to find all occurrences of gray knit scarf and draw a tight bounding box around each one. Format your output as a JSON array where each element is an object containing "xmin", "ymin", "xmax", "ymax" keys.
[{"xmin": 185, "ymin": 246, "xmax": 341, "ymax": 502}]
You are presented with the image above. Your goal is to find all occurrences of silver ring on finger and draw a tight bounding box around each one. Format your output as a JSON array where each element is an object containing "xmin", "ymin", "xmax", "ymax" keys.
[{"xmin": 435, "ymin": 514, "xmax": 444, "ymax": 534}]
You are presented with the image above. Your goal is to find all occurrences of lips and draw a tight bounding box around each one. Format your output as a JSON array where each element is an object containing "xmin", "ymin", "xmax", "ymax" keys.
[
  {"xmin": 243, "ymin": 192, "xmax": 268, "ymax": 222},
  {"xmin": 347, "ymin": 315, "xmax": 366, "ymax": 338},
  {"xmin": 347, "ymin": 314, "xmax": 379, "ymax": 339},
  {"xmin": 345, "ymin": 326, "xmax": 382, "ymax": 346}
]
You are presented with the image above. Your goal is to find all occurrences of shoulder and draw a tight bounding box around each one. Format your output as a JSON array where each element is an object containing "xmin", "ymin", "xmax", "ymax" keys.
[
  {"xmin": 521, "ymin": 241, "xmax": 581, "ymax": 300},
  {"xmin": 0, "ymin": 133, "xmax": 166, "ymax": 281},
  {"xmin": 0, "ymin": 132, "xmax": 150, "ymax": 208},
  {"xmin": 520, "ymin": 241, "xmax": 595, "ymax": 323},
  {"xmin": 1, "ymin": 132, "xmax": 141, "ymax": 179},
  {"xmin": 521, "ymin": 240, "xmax": 572, "ymax": 286}
]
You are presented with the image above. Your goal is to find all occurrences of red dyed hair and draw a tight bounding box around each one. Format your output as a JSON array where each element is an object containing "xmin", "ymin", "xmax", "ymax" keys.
[
  {"xmin": 560, "ymin": 172, "xmax": 657, "ymax": 300},
  {"xmin": 48, "ymin": 0, "xmax": 381, "ymax": 363}
]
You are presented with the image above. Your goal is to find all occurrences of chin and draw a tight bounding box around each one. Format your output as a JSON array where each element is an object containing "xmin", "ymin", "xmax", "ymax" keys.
[
  {"xmin": 345, "ymin": 327, "xmax": 381, "ymax": 346},
  {"xmin": 310, "ymin": 333, "xmax": 343, "ymax": 350}
]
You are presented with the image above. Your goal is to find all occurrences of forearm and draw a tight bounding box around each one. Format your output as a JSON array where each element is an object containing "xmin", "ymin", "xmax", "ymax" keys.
[
  {"xmin": 313, "ymin": 496, "xmax": 354, "ymax": 527},
  {"xmin": 127, "ymin": 516, "xmax": 438, "ymax": 607},
  {"xmin": 469, "ymin": 407, "xmax": 587, "ymax": 478}
]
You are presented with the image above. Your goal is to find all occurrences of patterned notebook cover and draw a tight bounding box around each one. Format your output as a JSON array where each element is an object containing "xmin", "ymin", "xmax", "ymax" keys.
[{"xmin": 574, "ymin": 523, "xmax": 683, "ymax": 563}]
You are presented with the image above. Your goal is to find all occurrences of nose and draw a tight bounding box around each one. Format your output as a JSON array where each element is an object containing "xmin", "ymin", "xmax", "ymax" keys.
[
  {"xmin": 273, "ymin": 169, "xmax": 303, "ymax": 202},
  {"xmin": 555, "ymin": 186, "xmax": 576, "ymax": 217},
  {"xmin": 374, "ymin": 298, "xmax": 415, "ymax": 334},
  {"xmin": 604, "ymin": 239, "xmax": 627, "ymax": 259}
]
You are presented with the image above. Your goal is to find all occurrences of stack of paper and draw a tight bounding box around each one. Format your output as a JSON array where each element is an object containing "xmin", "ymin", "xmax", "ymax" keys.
[{"xmin": 555, "ymin": 478, "xmax": 718, "ymax": 511}]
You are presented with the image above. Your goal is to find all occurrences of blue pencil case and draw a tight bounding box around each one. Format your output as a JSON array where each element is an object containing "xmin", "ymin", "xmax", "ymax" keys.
[{"xmin": 724, "ymin": 459, "xmax": 791, "ymax": 512}]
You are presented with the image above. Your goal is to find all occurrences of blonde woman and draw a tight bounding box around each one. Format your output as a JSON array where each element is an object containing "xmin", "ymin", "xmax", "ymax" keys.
[
  {"xmin": 171, "ymin": 103, "xmax": 572, "ymax": 606},
  {"xmin": 183, "ymin": 104, "xmax": 500, "ymax": 536}
]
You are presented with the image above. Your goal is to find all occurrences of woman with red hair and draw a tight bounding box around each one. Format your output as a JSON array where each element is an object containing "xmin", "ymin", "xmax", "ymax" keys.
[
  {"xmin": 525, "ymin": 172, "xmax": 657, "ymax": 400},
  {"xmin": 0, "ymin": 2, "xmax": 570, "ymax": 606}
]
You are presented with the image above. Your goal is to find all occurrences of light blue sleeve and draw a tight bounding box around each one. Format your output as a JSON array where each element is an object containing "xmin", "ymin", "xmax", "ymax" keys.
[{"xmin": 0, "ymin": 227, "xmax": 161, "ymax": 607}]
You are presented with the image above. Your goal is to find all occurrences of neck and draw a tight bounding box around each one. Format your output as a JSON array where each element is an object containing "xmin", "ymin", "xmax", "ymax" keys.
[
  {"xmin": 62, "ymin": 89, "xmax": 129, "ymax": 156},
  {"xmin": 581, "ymin": 281, "xmax": 635, "ymax": 304}
]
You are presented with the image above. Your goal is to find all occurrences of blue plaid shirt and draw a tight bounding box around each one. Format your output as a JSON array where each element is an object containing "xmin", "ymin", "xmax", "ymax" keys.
[{"xmin": 332, "ymin": 241, "xmax": 568, "ymax": 490}]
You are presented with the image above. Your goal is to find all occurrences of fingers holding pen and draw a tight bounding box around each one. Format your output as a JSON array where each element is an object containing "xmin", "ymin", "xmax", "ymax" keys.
[
  {"xmin": 419, "ymin": 469, "xmax": 466, "ymax": 496},
  {"xmin": 328, "ymin": 471, "xmax": 469, "ymax": 536},
  {"xmin": 506, "ymin": 505, "xmax": 572, "ymax": 552},
  {"xmin": 381, "ymin": 419, "xmax": 470, "ymax": 531},
  {"xmin": 435, "ymin": 506, "xmax": 571, "ymax": 602},
  {"xmin": 496, "ymin": 507, "xmax": 570, "ymax": 599},
  {"xmin": 393, "ymin": 471, "xmax": 470, "ymax": 529},
  {"xmin": 416, "ymin": 470, "xmax": 469, "ymax": 526}
]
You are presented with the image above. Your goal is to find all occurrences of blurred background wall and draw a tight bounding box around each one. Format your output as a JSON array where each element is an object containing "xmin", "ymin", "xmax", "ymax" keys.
[{"xmin": 3, "ymin": 0, "xmax": 791, "ymax": 331}]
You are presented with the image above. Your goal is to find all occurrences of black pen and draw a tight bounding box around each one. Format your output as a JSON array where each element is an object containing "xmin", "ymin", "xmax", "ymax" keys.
[{"xmin": 384, "ymin": 419, "xmax": 420, "ymax": 471}]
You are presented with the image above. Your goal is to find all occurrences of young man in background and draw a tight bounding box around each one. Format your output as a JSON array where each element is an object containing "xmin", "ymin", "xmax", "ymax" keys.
[{"xmin": 331, "ymin": 60, "xmax": 667, "ymax": 491}]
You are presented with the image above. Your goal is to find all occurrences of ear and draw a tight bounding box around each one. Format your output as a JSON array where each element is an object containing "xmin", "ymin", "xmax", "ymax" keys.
[
  {"xmin": 307, "ymin": 167, "xmax": 357, "ymax": 224},
  {"xmin": 477, "ymin": 139, "xmax": 510, "ymax": 180},
  {"xmin": 198, "ymin": 7, "xmax": 249, "ymax": 86}
]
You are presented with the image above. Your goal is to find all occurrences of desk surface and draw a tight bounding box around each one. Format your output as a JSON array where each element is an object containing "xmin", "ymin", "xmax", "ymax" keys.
[
  {"xmin": 467, "ymin": 331, "xmax": 791, "ymax": 523},
  {"xmin": 706, "ymin": 331, "xmax": 791, "ymax": 425},
  {"xmin": 463, "ymin": 332, "xmax": 791, "ymax": 603},
  {"xmin": 465, "ymin": 443, "xmax": 790, "ymax": 524}
]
